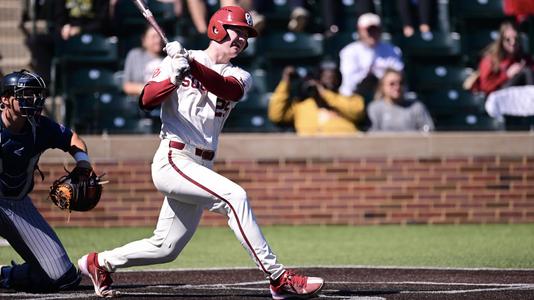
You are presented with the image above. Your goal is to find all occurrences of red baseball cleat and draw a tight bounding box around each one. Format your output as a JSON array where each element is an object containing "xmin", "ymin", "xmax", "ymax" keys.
[
  {"xmin": 78, "ymin": 252, "xmax": 115, "ymax": 298},
  {"xmin": 270, "ymin": 270, "xmax": 324, "ymax": 299}
]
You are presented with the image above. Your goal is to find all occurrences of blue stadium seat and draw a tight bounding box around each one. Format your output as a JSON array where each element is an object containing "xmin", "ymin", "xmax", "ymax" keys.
[
  {"xmin": 435, "ymin": 114, "xmax": 504, "ymax": 131},
  {"xmin": 238, "ymin": 91, "xmax": 271, "ymax": 110},
  {"xmin": 419, "ymin": 89, "xmax": 486, "ymax": 116},
  {"xmin": 224, "ymin": 108, "xmax": 279, "ymax": 133},
  {"xmin": 113, "ymin": 0, "xmax": 176, "ymax": 33},
  {"xmin": 73, "ymin": 91, "xmax": 146, "ymax": 134},
  {"xmin": 52, "ymin": 34, "xmax": 118, "ymax": 97},
  {"xmin": 67, "ymin": 68, "xmax": 118, "ymax": 94},
  {"xmin": 100, "ymin": 117, "xmax": 154, "ymax": 134},
  {"xmin": 396, "ymin": 31, "xmax": 461, "ymax": 58},
  {"xmin": 324, "ymin": 31, "xmax": 358, "ymax": 62},
  {"xmin": 257, "ymin": 32, "xmax": 324, "ymax": 61},
  {"xmin": 55, "ymin": 34, "xmax": 118, "ymax": 63},
  {"xmin": 449, "ymin": 0, "xmax": 505, "ymax": 20},
  {"xmin": 408, "ymin": 64, "xmax": 473, "ymax": 92}
]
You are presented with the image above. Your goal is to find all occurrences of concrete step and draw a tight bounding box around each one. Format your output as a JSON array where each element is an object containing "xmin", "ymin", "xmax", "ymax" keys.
[
  {"xmin": 1, "ymin": 58, "xmax": 31, "ymax": 73},
  {"xmin": 0, "ymin": 0, "xmax": 22, "ymax": 9},
  {"xmin": 0, "ymin": 6, "xmax": 21, "ymax": 22}
]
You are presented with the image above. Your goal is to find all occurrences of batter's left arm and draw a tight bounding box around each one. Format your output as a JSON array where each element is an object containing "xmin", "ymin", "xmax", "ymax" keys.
[{"xmin": 188, "ymin": 59, "xmax": 244, "ymax": 101}]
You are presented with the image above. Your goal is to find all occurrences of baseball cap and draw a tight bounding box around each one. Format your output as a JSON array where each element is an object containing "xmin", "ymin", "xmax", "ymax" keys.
[{"xmin": 357, "ymin": 13, "xmax": 381, "ymax": 28}]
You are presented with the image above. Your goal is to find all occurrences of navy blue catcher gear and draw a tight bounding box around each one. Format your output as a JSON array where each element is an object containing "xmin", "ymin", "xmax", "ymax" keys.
[{"xmin": 1, "ymin": 70, "xmax": 47, "ymax": 118}]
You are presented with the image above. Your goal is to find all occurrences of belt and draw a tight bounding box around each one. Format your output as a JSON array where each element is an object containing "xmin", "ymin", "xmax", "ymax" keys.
[{"xmin": 169, "ymin": 141, "xmax": 215, "ymax": 161}]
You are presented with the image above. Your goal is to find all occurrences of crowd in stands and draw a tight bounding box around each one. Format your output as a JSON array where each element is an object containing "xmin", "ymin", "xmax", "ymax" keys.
[{"xmin": 9, "ymin": 0, "xmax": 534, "ymax": 134}]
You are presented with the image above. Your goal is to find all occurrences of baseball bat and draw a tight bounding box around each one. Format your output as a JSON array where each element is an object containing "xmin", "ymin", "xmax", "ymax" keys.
[{"xmin": 131, "ymin": 0, "xmax": 170, "ymax": 44}]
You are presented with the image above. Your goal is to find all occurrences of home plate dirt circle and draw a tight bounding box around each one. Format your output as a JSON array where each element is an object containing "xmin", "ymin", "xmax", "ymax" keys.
[{"xmin": 1, "ymin": 266, "xmax": 534, "ymax": 299}]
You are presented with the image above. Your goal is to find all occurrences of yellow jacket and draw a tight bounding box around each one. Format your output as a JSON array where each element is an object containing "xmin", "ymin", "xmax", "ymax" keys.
[{"xmin": 268, "ymin": 80, "xmax": 365, "ymax": 135}]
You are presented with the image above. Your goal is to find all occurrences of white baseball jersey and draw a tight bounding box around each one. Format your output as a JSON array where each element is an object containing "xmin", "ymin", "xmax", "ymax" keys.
[{"xmin": 150, "ymin": 50, "xmax": 253, "ymax": 151}]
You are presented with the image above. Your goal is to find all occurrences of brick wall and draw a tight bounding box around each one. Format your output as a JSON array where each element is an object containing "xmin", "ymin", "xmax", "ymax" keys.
[{"xmin": 32, "ymin": 134, "xmax": 534, "ymax": 227}]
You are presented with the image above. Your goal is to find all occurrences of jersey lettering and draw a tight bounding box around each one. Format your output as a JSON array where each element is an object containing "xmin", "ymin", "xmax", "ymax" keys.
[
  {"xmin": 152, "ymin": 67, "xmax": 161, "ymax": 78},
  {"xmin": 215, "ymin": 98, "xmax": 231, "ymax": 117},
  {"xmin": 181, "ymin": 76, "xmax": 207, "ymax": 92}
]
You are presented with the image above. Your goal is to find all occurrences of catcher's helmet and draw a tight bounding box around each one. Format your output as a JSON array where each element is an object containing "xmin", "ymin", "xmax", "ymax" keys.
[
  {"xmin": 0, "ymin": 70, "xmax": 47, "ymax": 117},
  {"xmin": 207, "ymin": 6, "xmax": 257, "ymax": 42}
]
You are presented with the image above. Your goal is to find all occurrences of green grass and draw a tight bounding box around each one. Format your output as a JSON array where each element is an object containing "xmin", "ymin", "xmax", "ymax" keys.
[{"xmin": 1, "ymin": 224, "xmax": 533, "ymax": 269}]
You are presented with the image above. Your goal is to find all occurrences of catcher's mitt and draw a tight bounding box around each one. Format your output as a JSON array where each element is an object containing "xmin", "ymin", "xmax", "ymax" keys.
[{"xmin": 49, "ymin": 162, "xmax": 106, "ymax": 212}]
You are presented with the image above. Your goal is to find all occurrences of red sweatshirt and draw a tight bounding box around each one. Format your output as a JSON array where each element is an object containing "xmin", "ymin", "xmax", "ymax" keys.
[{"xmin": 476, "ymin": 54, "xmax": 534, "ymax": 94}]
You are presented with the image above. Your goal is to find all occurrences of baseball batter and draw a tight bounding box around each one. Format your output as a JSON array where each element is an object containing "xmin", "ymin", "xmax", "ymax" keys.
[
  {"xmin": 78, "ymin": 6, "xmax": 324, "ymax": 300},
  {"xmin": 0, "ymin": 70, "xmax": 94, "ymax": 292}
]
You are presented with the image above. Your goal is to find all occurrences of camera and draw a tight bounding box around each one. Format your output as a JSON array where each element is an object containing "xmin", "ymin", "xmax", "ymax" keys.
[{"xmin": 289, "ymin": 72, "xmax": 318, "ymax": 101}]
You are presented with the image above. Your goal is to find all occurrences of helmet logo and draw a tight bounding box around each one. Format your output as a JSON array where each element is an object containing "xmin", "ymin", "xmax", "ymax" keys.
[{"xmin": 245, "ymin": 12, "xmax": 253, "ymax": 26}]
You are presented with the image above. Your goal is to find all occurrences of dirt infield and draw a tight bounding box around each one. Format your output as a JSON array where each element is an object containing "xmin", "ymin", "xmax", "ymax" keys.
[{"xmin": 2, "ymin": 267, "xmax": 534, "ymax": 299}]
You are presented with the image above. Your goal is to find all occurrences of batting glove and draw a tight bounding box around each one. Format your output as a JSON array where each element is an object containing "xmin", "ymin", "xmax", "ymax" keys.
[
  {"xmin": 165, "ymin": 41, "xmax": 185, "ymax": 58},
  {"xmin": 170, "ymin": 55, "xmax": 190, "ymax": 85}
]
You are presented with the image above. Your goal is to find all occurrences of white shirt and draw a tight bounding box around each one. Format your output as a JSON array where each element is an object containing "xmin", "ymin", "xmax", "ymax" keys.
[
  {"xmin": 151, "ymin": 50, "xmax": 252, "ymax": 151},
  {"xmin": 485, "ymin": 85, "xmax": 534, "ymax": 118},
  {"xmin": 339, "ymin": 41, "xmax": 404, "ymax": 96}
]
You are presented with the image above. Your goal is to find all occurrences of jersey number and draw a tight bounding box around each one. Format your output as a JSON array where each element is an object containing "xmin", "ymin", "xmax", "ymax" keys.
[{"xmin": 215, "ymin": 98, "xmax": 230, "ymax": 117}]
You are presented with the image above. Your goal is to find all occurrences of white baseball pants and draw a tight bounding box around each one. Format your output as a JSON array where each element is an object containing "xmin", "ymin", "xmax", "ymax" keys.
[{"xmin": 98, "ymin": 139, "xmax": 285, "ymax": 280}]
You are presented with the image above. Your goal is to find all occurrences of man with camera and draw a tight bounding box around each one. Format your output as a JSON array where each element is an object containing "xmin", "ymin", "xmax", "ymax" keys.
[{"xmin": 268, "ymin": 63, "xmax": 365, "ymax": 135}]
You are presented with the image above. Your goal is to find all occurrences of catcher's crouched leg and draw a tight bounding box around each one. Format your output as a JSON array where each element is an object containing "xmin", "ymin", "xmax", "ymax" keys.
[{"xmin": 2, "ymin": 262, "xmax": 81, "ymax": 292}]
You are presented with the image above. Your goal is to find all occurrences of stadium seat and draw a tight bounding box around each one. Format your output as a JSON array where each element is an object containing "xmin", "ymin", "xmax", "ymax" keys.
[
  {"xmin": 205, "ymin": 0, "xmax": 220, "ymax": 15},
  {"xmin": 396, "ymin": 31, "xmax": 461, "ymax": 58},
  {"xmin": 100, "ymin": 117, "xmax": 154, "ymax": 134},
  {"xmin": 72, "ymin": 91, "xmax": 141, "ymax": 134},
  {"xmin": 261, "ymin": 1, "xmax": 293, "ymax": 31},
  {"xmin": 52, "ymin": 34, "xmax": 118, "ymax": 97},
  {"xmin": 419, "ymin": 89, "xmax": 486, "ymax": 117},
  {"xmin": 113, "ymin": 0, "xmax": 176, "ymax": 34},
  {"xmin": 62, "ymin": 68, "xmax": 119, "ymax": 127},
  {"xmin": 504, "ymin": 115, "xmax": 534, "ymax": 131},
  {"xmin": 324, "ymin": 31, "xmax": 358, "ymax": 61},
  {"xmin": 449, "ymin": 0, "xmax": 505, "ymax": 20},
  {"xmin": 238, "ymin": 91, "xmax": 271, "ymax": 110},
  {"xmin": 66, "ymin": 68, "xmax": 118, "ymax": 94},
  {"xmin": 435, "ymin": 114, "xmax": 504, "ymax": 131},
  {"xmin": 257, "ymin": 32, "xmax": 324, "ymax": 61},
  {"xmin": 224, "ymin": 108, "xmax": 279, "ymax": 133},
  {"xmin": 55, "ymin": 34, "xmax": 118, "ymax": 63},
  {"xmin": 408, "ymin": 64, "xmax": 473, "ymax": 92},
  {"xmin": 73, "ymin": 92, "xmax": 152, "ymax": 134}
]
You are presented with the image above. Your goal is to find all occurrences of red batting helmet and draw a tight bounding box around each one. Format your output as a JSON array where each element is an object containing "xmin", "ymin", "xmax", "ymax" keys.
[{"xmin": 208, "ymin": 6, "xmax": 258, "ymax": 42}]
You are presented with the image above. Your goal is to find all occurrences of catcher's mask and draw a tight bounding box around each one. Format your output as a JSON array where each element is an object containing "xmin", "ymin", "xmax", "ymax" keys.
[{"xmin": 0, "ymin": 69, "xmax": 47, "ymax": 118}]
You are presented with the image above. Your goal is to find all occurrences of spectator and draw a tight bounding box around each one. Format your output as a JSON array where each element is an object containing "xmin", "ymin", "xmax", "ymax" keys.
[
  {"xmin": 21, "ymin": 0, "xmax": 62, "ymax": 84},
  {"xmin": 339, "ymin": 13, "xmax": 404, "ymax": 100},
  {"xmin": 182, "ymin": 0, "xmax": 209, "ymax": 34},
  {"xmin": 397, "ymin": 0, "xmax": 435, "ymax": 37},
  {"xmin": 504, "ymin": 0, "xmax": 534, "ymax": 25},
  {"xmin": 268, "ymin": 63, "xmax": 365, "ymax": 135},
  {"xmin": 473, "ymin": 21, "xmax": 534, "ymax": 95},
  {"xmin": 57, "ymin": 0, "xmax": 110, "ymax": 40},
  {"xmin": 287, "ymin": 1, "xmax": 310, "ymax": 32},
  {"xmin": 367, "ymin": 68, "xmax": 434, "ymax": 132},
  {"xmin": 122, "ymin": 25, "xmax": 165, "ymax": 100}
]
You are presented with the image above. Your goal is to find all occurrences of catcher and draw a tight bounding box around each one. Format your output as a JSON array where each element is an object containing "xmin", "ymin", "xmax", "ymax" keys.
[{"xmin": 0, "ymin": 70, "xmax": 101, "ymax": 292}]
